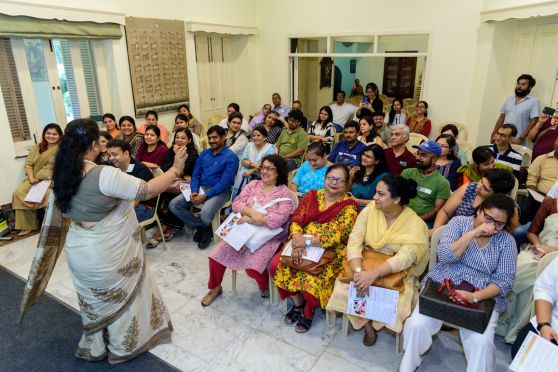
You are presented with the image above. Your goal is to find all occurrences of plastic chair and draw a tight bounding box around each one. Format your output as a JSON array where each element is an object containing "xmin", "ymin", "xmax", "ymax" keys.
[
  {"xmin": 530, "ymin": 251, "xmax": 558, "ymax": 318},
  {"xmin": 403, "ymin": 98, "xmax": 418, "ymax": 108},
  {"xmin": 511, "ymin": 144, "xmax": 533, "ymax": 167},
  {"xmin": 211, "ymin": 200, "xmax": 232, "ymax": 244},
  {"xmin": 406, "ymin": 133, "xmax": 429, "ymax": 151},
  {"xmin": 430, "ymin": 225, "xmax": 446, "ymax": 271},
  {"xmin": 339, "ymin": 313, "xmax": 403, "ymax": 354},
  {"xmin": 437, "ymin": 122, "xmax": 469, "ymax": 141},
  {"xmin": 139, "ymin": 167, "xmax": 166, "ymax": 250},
  {"xmin": 456, "ymin": 140, "xmax": 474, "ymax": 163}
]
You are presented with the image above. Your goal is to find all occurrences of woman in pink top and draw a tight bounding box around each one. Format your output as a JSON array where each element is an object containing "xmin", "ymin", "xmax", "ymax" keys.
[
  {"xmin": 135, "ymin": 125, "xmax": 168, "ymax": 169},
  {"xmin": 137, "ymin": 110, "xmax": 171, "ymax": 145}
]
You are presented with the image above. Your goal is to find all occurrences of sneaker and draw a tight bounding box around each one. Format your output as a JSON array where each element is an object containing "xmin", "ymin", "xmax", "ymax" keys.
[
  {"xmin": 197, "ymin": 226, "xmax": 213, "ymax": 249},
  {"xmin": 193, "ymin": 229, "xmax": 202, "ymax": 242}
]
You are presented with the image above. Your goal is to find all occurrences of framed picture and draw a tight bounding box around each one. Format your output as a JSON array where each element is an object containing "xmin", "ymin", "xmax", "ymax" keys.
[{"xmin": 320, "ymin": 57, "xmax": 333, "ymax": 89}]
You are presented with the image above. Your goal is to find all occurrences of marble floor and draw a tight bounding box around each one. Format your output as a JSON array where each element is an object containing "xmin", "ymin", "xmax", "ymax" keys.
[{"xmin": 0, "ymin": 231, "xmax": 514, "ymax": 372}]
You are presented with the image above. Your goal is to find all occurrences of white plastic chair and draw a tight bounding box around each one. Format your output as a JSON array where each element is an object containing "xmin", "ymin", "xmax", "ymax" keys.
[
  {"xmin": 139, "ymin": 168, "xmax": 166, "ymax": 250},
  {"xmin": 406, "ymin": 133, "xmax": 429, "ymax": 152}
]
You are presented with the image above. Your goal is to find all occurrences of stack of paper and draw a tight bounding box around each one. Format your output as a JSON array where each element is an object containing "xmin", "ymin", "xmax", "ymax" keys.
[
  {"xmin": 215, "ymin": 212, "xmax": 256, "ymax": 251},
  {"xmin": 347, "ymin": 282, "xmax": 399, "ymax": 324},
  {"xmin": 24, "ymin": 180, "xmax": 51, "ymax": 203},
  {"xmin": 510, "ymin": 331, "xmax": 558, "ymax": 371}
]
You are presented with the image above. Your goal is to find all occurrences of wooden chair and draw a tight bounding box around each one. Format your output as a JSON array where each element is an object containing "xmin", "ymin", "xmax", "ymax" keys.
[
  {"xmin": 139, "ymin": 168, "xmax": 167, "ymax": 250},
  {"xmin": 530, "ymin": 252, "xmax": 558, "ymax": 318},
  {"xmin": 456, "ymin": 140, "xmax": 474, "ymax": 163},
  {"xmin": 437, "ymin": 122, "xmax": 469, "ymax": 141},
  {"xmin": 406, "ymin": 133, "xmax": 429, "ymax": 151}
]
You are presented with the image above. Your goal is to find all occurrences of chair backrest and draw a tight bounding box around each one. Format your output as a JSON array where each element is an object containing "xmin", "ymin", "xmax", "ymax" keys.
[
  {"xmin": 437, "ymin": 122, "xmax": 469, "ymax": 141},
  {"xmin": 511, "ymin": 144, "xmax": 533, "ymax": 166},
  {"xmin": 406, "ymin": 133, "xmax": 428, "ymax": 151},
  {"xmin": 403, "ymin": 98, "xmax": 418, "ymax": 108},
  {"xmin": 401, "ymin": 106, "xmax": 416, "ymax": 118},
  {"xmin": 429, "ymin": 225, "xmax": 447, "ymax": 271},
  {"xmin": 509, "ymin": 177, "xmax": 519, "ymax": 201},
  {"xmin": 456, "ymin": 139, "xmax": 474, "ymax": 163},
  {"xmin": 151, "ymin": 167, "xmax": 164, "ymax": 177}
]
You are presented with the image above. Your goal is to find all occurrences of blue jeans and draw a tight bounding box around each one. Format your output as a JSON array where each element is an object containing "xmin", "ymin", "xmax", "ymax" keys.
[
  {"xmin": 134, "ymin": 204, "xmax": 154, "ymax": 223},
  {"xmin": 333, "ymin": 123, "xmax": 343, "ymax": 133},
  {"xmin": 512, "ymin": 222, "xmax": 531, "ymax": 248},
  {"xmin": 168, "ymin": 187, "xmax": 231, "ymax": 229},
  {"xmin": 286, "ymin": 159, "xmax": 299, "ymax": 172}
]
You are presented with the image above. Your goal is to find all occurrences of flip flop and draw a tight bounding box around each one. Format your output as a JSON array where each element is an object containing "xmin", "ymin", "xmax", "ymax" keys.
[{"xmin": 201, "ymin": 288, "xmax": 222, "ymax": 307}]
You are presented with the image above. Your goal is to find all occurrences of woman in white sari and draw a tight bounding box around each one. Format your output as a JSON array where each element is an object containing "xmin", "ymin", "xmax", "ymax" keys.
[{"xmin": 45, "ymin": 119, "xmax": 186, "ymax": 363}]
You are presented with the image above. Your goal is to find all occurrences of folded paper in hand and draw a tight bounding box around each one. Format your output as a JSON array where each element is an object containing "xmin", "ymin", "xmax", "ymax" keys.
[
  {"xmin": 24, "ymin": 180, "xmax": 51, "ymax": 203},
  {"xmin": 215, "ymin": 212, "xmax": 256, "ymax": 251},
  {"xmin": 281, "ymin": 243, "xmax": 325, "ymax": 263},
  {"xmin": 180, "ymin": 182, "xmax": 205, "ymax": 201},
  {"xmin": 347, "ymin": 282, "xmax": 399, "ymax": 324}
]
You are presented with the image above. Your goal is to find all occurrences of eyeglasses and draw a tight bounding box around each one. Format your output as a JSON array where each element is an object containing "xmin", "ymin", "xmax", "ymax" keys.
[
  {"xmin": 259, "ymin": 165, "xmax": 276, "ymax": 172},
  {"xmin": 482, "ymin": 211, "xmax": 506, "ymax": 229},
  {"xmin": 325, "ymin": 176, "xmax": 347, "ymax": 184}
]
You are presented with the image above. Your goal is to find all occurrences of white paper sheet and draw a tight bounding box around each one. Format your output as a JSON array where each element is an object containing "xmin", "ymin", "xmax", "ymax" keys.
[
  {"xmin": 510, "ymin": 331, "xmax": 558, "ymax": 372},
  {"xmin": 528, "ymin": 189, "xmax": 545, "ymax": 203},
  {"xmin": 347, "ymin": 282, "xmax": 399, "ymax": 325},
  {"xmin": 24, "ymin": 180, "xmax": 51, "ymax": 203},
  {"xmin": 281, "ymin": 243, "xmax": 324, "ymax": 262},
  {"xmin": 180, "ymin": 182, "xmax": 205, "ymax": 201},
  {"xmin": 215, "ymin": 212, "xmax": 256, "ymax": 251}
]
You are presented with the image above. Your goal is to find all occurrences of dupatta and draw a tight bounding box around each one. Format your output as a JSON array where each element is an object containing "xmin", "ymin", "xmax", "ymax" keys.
[{"xmin": 292, "ymin": 189, "xmax": 359, "ymax": 227}]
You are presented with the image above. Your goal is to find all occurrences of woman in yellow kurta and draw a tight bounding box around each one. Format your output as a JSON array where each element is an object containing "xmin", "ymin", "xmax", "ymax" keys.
[
  {"xmin": 270, "ymin": 164, "xmax": 359, "ymax": 333},
  {"xmin": 327, "ymin": 174, "xmax": 429, "ymax": 346},
  {"xmin": 12, "ymin": 124, "xmax": 62, "ymax": 235}
]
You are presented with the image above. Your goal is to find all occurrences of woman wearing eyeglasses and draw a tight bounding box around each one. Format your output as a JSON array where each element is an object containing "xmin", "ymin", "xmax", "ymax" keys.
[
  {"xmin": 201, "ymin": 155, "xmax": 297, "ymax": 306},
  {"xmin": 435, "ymin": 134, "xmax": 462, "ymax": 191},
  {"xmin": 406, "ymin": 101, "xmax": 431, "ymax": 136},
  {"xmin": 400, "ymin": 194, "xmax": 517, "ymax": 372},
  {"xmin": 270, "ymin": 164, "xmax": 359, "ymax": 333},
  {"xmin": 327, "ymin": 174, "xmax": 428, "ymax": 346}
]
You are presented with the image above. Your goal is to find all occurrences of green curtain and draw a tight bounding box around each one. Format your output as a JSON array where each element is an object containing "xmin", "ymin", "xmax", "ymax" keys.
[{"xmin": 0, "ymin": 13, "xmax": 122, "ymax": 40}]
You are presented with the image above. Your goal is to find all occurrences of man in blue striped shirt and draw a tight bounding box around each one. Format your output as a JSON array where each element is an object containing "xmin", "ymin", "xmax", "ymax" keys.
[
  {"xmin": 169, "ymin": 125, "xmax": 239, "ymax": 249},
  {"xmin": 489, "ymin": 123, "xmax": 522, "ymax": 179}
]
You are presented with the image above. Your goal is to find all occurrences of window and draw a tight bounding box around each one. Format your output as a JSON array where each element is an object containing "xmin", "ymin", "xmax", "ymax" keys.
[{"xmin": 0, "ymin": 38, "xmax": 31, "ymax": 143}]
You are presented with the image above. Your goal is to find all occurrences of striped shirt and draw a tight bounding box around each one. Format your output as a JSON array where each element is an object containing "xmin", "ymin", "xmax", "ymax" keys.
[
  {"xmin": 425, "ymin": 215, "xmax": 517, "ymax": 312},
  {"xmin": 489, "ymin": 144, "xmax": 522, "ymax": 177}
]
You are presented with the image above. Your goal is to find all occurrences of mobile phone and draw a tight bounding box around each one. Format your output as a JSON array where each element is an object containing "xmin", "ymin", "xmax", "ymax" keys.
[
  {"xmin": 361, "ymin": 96, "xmax": 368, "ymax": 104},
  {"xmin": 543, "ymin": 106, "xmax": 556, "ymax": 116}
]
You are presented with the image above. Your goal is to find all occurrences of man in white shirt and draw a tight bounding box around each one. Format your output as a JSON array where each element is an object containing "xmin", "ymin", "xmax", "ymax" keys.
[
  {"xmin": 330, "ymin": 90, "xmax": 357, "ymax": 132},
  {"xmin": 218, "ymin": 102, "xmax": 250, "ymax": 132}
]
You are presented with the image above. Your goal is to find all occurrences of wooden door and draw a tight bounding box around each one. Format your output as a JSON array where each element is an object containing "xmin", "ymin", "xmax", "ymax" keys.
[
  {"xmin": 195, "ymin": 34, "xmax": 215, "ymax": 119},
  {"xmin": 382, "ymin": 56, "xmax": 417, "ymax": 99}
]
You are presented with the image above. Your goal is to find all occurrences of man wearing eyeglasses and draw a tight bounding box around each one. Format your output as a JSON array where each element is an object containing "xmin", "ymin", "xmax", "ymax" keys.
[
  {"xmin": 487, "ymin": 123, "xmax": 522, "ymax": 179},
  {"xmin": 401, "ymin": 140, "xmax": 451, "ymax": 227}
]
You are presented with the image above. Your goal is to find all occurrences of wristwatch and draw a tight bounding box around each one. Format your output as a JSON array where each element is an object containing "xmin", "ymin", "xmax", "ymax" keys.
[
  {"xmin": 537, "ymin": 322, "xmax": 552, "ymax": 331},
  {"xmin": 472, "ymin": 293, "xmax": 478, "ymax": 304},
  {"xmin": 355, "ymin": 267, "xmax": 362, "ymax": 273},
  {"xmin": 304, "ymin": 234, "xmax": 312, "ymax": 248}
]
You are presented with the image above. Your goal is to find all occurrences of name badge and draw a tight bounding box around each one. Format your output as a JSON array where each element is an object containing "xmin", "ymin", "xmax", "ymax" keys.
[
  {"xmin": 399, "ymin": 161, "xmax": 408, "ymax": 167},
  {"xmin": 418, "ymin": 186, "xmax": 432, "ymax": 195}
]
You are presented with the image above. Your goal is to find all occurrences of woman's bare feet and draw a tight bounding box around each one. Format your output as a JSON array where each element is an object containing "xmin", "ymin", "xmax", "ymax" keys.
[{"xmin": 363, "ymin": 321, "xmax": 377, "ymax": 346}]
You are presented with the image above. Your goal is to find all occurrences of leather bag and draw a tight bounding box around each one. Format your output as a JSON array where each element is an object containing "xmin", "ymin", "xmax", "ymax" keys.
[{"xmin": 280, "ymin": 241, "xmax": 337, "ymax": 276}]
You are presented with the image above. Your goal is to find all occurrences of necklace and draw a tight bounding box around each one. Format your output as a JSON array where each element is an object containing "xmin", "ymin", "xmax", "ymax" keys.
[{"xmin": 83, "ymin": 159, "xmax": 97, "ymax": 166}]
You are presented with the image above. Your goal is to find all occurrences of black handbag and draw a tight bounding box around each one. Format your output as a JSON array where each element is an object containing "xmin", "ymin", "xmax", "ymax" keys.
[{"xmin": 419, "ymin": 278, "xmax": 495, "ymax": 334}]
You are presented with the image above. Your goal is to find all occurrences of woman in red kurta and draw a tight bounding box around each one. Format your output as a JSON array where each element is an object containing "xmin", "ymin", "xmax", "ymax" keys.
[
  {"xmin": 406, "ymin": 101, "xmax": 431, "ymax": 136},
  {"xmin": 135, "ymin": 125, "xmax": 168, "ymax": 169}
]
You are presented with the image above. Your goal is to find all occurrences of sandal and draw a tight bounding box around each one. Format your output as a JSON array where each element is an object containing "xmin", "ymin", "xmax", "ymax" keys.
[
  {"xmin": 145, "ymin": 238, "xmax": 160, "ymax": 249},
  {"xmin": 363, "ymin": 324, "xmax": 377, "ymax": 346},
  {"xmin": 284, "ymin": 302, "xmax": 305, "ymax": 324},
  {"xmin": 201, "ymin": 287, "xmax": 222, "ymax": 307},
  {"xmin": 295, "ymin": 316, "xmax": 313, "ymax": 333}
]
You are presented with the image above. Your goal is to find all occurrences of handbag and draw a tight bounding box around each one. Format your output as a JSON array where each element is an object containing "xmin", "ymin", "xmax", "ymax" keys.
[
  {"xmin": 337, "ymin": 246, "xmax": 408, "ymax": 292},
  {"xmin": 280, "ymin": 240, "xmax": 337, "ymax": 276},
  {"xmin": 244, "ymin": 197, "xmax": 294, "ymax": 252},
  {"xmin": 419, "ymin": 278, "xmax": 495, "ymax": 333}
]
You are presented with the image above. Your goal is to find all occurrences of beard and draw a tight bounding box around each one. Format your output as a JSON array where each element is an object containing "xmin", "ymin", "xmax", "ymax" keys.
[
  {"xmin": 515, "ymin": 88, "xmax": 529, "ymax": 97},
  {"xmin": 415, "ymin": 161, "xmax": 430, "ymax": 170}
]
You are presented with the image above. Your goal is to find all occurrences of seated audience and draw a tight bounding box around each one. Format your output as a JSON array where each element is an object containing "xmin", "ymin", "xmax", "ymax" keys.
[
  {"xmin": 406, "ymin": 101, "xmax": 431, "ymax": 136},
  {"xmin": 137, "ymin": 110, "xmax": 171, "ymax": 145},
  {"xmin": 308, "ymin": 106, "xmax": 335, "ymax": 152},
  {"xmin": 528, "ymin": 105, "xmax": 558, "ymax": 161},
  {"xmin": 169, "ymin": 125, "xmax": 239, "ymax": 249},
  {"xmin": 350, "ymin": 78, "xmax": 364, "ymax": 97},
  {"xmin": 385, "ymin": 98, "xmax": 407, "ymax": 126},
  {"xmin": 400, "ymin": 194, "xmax": 517, "ymax": 372},
  {"xmin": 225, "ymin": 112, "xmax": 249, "ymax": 159},
  {"xmin": 440, "ymin": 123, "xmax": 468, "ymax": 165},
  {"xmin": 95, "ymin": 131, "xmax": 113, "ymax": 165},
  {"xmin": 289, "ymin": 100, "xmax": 308, "ymax": 130},
  {"xmin": 457, "ymin": 146, "xmax": 511, "ymax": 187},
  {"xmin": 249, "ymin": 103, "xmax": 271, "ymax": 129},
  {"xmin": 276, "ymin": 109, "xmax": 308, "ymax": 171},
  {"xmin": 384, "ymin": 124, "xmax": 416, "ymax": 175},
  {"xmin": 372, "ymin": 111, "xmax": 390, "ymax": 144},
  {"xmin": 357, "ymin": 82, "xmax": 383, "ymax": 115},
  {"xmin": 106, "ymin": 139, "xmax": 156, "ymax": 223},
  {"xmin": 12, "ymin": 123, "xmax": 62, "ymax": 236},
  {"xmin": 270, "ymin": 164, "xmax": 359, "ymax": 333},
  {"xmin": 330, "ymin": 90, "xmax": 357, "ymax": 131},
  {"xmin": 178, "ymin": 104, "xmax": 202, "ymax": 136},
  {"xmin": 259, "ymin": 111, "xmax": 284, "ymax": 144},
  {"xmin": 497, "ymin": 197, "xmax": 558, "ymax": 344},
  {"xmin": 358, "ymin": 116, "xmax": 385, "ymax": 148},
  {"xmin": 233, "ymin": 126, "xmax": 276, "ymax": 199},
  {"xmin": 489, "ymin": 123, "xmax": 522, "ymax": 178},
  {"xmin": 348, "ymin": 144, "xmax": 389, "ymax": 208},
  {"xmin": 174, "ymin": 114, "xmax": 201, "ymax": 151},
  {"xmin": 102, "ymin": 113, "xmax": 120, "ymax": 138},
  {"xmin": 271, "ymin": 92, "xmax": 290, "ymax": 118},
  {"xmin": 327, "ymin": 175, "xmax": 429, "ymax": 346},
  {"xmin": 218, "ymin": 102, "xmax": 250, "ymax": 133},
  {"xmin": 328, "ymin": 120, "xmax": 366, "ymax": 167},
  {"xmin": 435, "ymin": 134, "xmax": 462, "ymax": 191},
  {"xmin": 201, "ymin": 155, "xmax": 298, "ymax": 306},
  {"xmin": 148, "ymin": 128, "xmax": 200, "ymax": 247},
  {"xmin": 432, "ymin": 168, "xmax": 516, "ymax": 234},
  {"xmin": 511, "ymin": 251, "xmax": 558, "ymax": 359},
  {"xmin": 291, "ymin": 142, "xmax": 331, "ymax": 196},
  {"xmin": 401, "ymin": 140, "xmax": 451, "ymax": 227},
  {"xmin": 116, "ymin": 115, "xmax": 144, "ymax": 157},
  {"xmin": 135, "ymin": 125, "xmax": 168, "ymax": 169}
]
